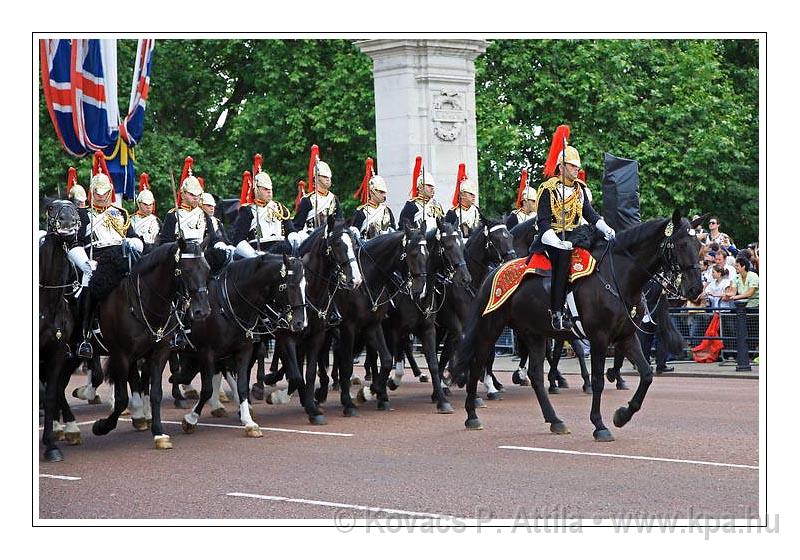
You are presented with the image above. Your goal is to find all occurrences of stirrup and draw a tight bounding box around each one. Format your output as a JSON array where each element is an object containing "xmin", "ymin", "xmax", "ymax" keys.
[
  {"xmin": 550, "ymin": 311, "xmax": 571, "ymax": 333},
  {"xmin": 77, "ymin": 340, "xmax": 93, "ymax": 359},
  {"xmin": 171, "ymin": 331, "xmax": 189, "ymax": 349}
]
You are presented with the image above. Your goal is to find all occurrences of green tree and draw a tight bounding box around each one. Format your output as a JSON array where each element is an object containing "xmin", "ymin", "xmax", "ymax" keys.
[{"xmin": 475, "ymin": 39, "xmax": 759, "ymax": 244}]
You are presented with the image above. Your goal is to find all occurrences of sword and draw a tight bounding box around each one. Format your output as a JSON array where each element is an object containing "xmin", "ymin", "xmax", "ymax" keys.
[
  {"xmin": 170, "ymin": 171, "xmax": 183, "ymax": 241},
  {"xmin": 560, "ymin": 137, "xmax": 567, "ymax": 242}
]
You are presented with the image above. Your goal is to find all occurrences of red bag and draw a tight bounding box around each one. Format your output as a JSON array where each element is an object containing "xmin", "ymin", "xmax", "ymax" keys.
[{"xmin": 691, "ymin": 313, "xmax": 724, "ymax": 363}]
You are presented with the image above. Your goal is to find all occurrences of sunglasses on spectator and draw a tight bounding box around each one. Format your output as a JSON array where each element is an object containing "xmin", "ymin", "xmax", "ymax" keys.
[{"xmin": 709, "ymin": 221, "xmax": 717, "ymax": 225}]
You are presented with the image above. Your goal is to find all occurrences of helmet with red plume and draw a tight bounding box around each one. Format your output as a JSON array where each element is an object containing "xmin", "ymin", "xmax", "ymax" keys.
[
  {"xmin": 354, "ymin": 157, "xmax": 374, "ymax": 204},
  {"xmin": 452, "ymin": 163, "xmax": 467, "ymax": 207},
  {"xmin": 514, "ymin": 169, "xmax": 529, "ymax": 208},
  {"xmin": 410, "ymin": 156, "xmax": 422, "ymax": 199}
]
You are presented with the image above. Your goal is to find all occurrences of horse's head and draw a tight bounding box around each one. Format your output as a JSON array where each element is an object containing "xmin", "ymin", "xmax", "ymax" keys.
[
  {"xmin": 45, "ymin": 200, "xmax": 80, "ymax": 240},
  {"xmin": 435, "ymin": 221, "xmax": 471, "ymax": 288},
  {"xmin": 276, "ymin": 253, "xmax": 308, "ymax": 333},
  {"xmin": 481, "ymin": 216, "xmax": 516, "ymax": 265},
  {"xmin": 402, "ymin": 225, "xmax": 429, "ymax": 298},
  {"xmin": 177, "ymin": 239, "xmax": 211, "ymax": 320},
  {"xmin": 662, "ymin": 210, "xmax": 704, "ymax": 302},
  {"xmin": 325, "ymin": 217, "xmax": 362, "ymax": 290}
]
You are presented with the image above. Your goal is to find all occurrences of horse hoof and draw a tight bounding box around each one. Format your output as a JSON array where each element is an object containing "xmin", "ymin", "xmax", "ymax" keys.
[
  {"xmin": 173, "ymin": 398, "xmax": 191, "ymax": 410},
  {"xmin": 419, "ymin": 374, "xmax": 429, "ymax": 383},
  {"xmin": 512, "ymin": 371, "xmax": 522, "ymax": 384},
  {"xmin": 548, "ymin": 386, "xmax": 560, "ymax": 395},
  {"xmin": 613, "ymin": 407, "xmax": 631, "ymax": 428},
  {"xmin": 582, "ymin": 385, "xmax": 593, "ymax": 394},
  {"xmin": 218, "ymin": 391, "xmax": 230, "ymax": 403},
  {"xmin": 146, "ymin": 419, "xmax": 152, "ymax": 430},
  {"xmin": 465, "ymin": 418, "xmax": 483, "ymax": 430},
  {"xmin": 557, "ymin": 378, "xmax": 569, "ymax": 389},
  {"xmin": 132, "ymin": 417, "xmax": 149, "ymax": 431},
  {"xmin": 309, "ymin": 415, "xmax": 327, "ymax": 426},
  {"xmin": 605, "ymin": 368, "xmax": 618, "ymax": 383},
  {"xmin": 250, "ymin": 383, "xmax": 265, "ymax": 401},
  {"xmin": 616, "ymin": 381, "xmax": 629, "ymax": 391},
  {"xmin": 387, "ymin": 379, "xmax": 398, "ymax": 391},
  {"xmin": 342, "ymin": 407, "xmax": 359, "ymax": 417},
  {"xmin": 443, "ymin": 387, "xmax": 451, "ymax": 396},
  {"xmin": 593, "ymin": 429, "xmax": 615, "ymax": 442},
  {"xmin": 331, "ymin": 382, "xmax": 340, "ymax": 392},
  {"xmin": 71, "ymin": 388, "xmax": 81, "ymax": 398},
  {"xmin": 88, "ymin": 396, "xmax": 102, "ymax": 405},
  {"xmin": 154, "ymin": 435, "xmax": 173, "ymax": 450},
  {"xmin": 351, "ymin": 377, "xmax": 362, "ymax": 386},
  {"xmin": 181, "ymin": 419, "xmax": 197, "ymax": 434},
  {"xmin": 44, "ymin": 448, "xmax": 64, "ymax": 462},
  {"xmin": 91, "ymin": 420, "xmax": 108, "ymax": 436},
  {"xmin": 377, "ymin": 401, "xmax": 392, "ymax": 411},
  {"xmin": 314, "ymin": 389, "xmax": 327, "ymax": 404},
  {"xmin": 211, "ymin": 407, "xmax": 228, "ymax": 418},
  {"xmin": 245, "ymin": 426, "xmax": 263, "ymax": 438},
  {"xmin": 183, "ymin": 389, "xmax": 200, "ymax": 400},
  {"xmin": 486, "ymin": 392, "xmax": 502, "ymax": 401},
  {"xmin": 356, "ymin": 389, "xmax": 366, "ymax": 403},
  {"xmin": 437, "ymin": 402, "xmax": 454, "ymax": 414},
  {"xmin": 495, "ymin": 382, "xmax": 505, "ymax": 393},
  {"xmin": 53, "ymin": 430, "xmax": 65, "ymax": 442},
  {"xmin": 474, "ymin": 397, "xmax": 486, "ymax": 408},
  {"xmin": 550, "ymin": 422, "xmax": 571, "ymax": 435},
  {"xmin": 65, "ymin": 431, "xmax": 82, "ymax": 445}
]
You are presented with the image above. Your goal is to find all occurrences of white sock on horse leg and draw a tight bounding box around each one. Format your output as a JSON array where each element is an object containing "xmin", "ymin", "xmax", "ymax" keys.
[
  {"xmin": 129, "ymin": 392, "xmax": 144, "ymax": 419},
  {"xmin": 65, "ymin": 421, "xmax": 80, "ymax": 434},
  {"xmin": 184, "ymin": 411, "xmax": 199, "ymax": 425},
  {"xmin": 143, "ymin": 396, "xmax": 152, "ymax": 420},
  {"xmin": 210, "ymin": 373, "xmax": 222, "ymax": 409},
  {"xmin": 224, "ymin": 373, "xmax": 240, "ymax": 405},
  {"xmin": 483, "ymin": 373, "xmax": 498, "ymax": 394},
  {"xmin": 392, "ymin": 361, "xmax": 404, "ymax": 385},
  {"xmin": 239, "ymin": 400, "xmax": 257, "ymax": 428}
]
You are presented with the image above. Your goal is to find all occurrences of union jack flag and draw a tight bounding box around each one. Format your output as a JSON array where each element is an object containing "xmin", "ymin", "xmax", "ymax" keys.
[{"xmin": 40, "ymin": 39, "xmax": 155, "ymax": 199}]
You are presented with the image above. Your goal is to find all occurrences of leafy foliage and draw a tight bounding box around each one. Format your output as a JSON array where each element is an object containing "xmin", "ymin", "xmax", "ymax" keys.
[{"xmin": 39, "ymin": 39, "xmax": 758, "ymax": 244}]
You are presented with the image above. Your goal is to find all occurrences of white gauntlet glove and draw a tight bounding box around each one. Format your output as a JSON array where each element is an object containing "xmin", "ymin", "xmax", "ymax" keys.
[
  {"xmin": 541, "ymin": 228, "xmax": 573, "ymax": 251},
  {"xmin": 595, "ymin": 218, "xmax": 616, "ymax": 240},
  {"xmin": 235, "ymin": 240, "xmax": 259, "ymax": 259},
  {"xmin": 67, "ymin": 246, "xmax": 97, "ymax": 287},
  {"xmin": 287, "ymin": 231, "xmax": 302, "ymax": 248}
]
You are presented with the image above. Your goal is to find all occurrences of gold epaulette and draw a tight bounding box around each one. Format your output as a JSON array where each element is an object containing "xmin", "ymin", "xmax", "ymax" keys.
[
  {"xmin": 302, "ymin": 191, "xmax": 314, "ymax": 199},
  {"xmin": 357, "ymin": 203, "xmax": 367, "ymax": 211},
  {"xmin": 274, "ymin": 201, "xmax": 291, "ymax": 220},
  {"xmin": 167, "ymin": 207, "xmax": 176, "ymax": 214}
]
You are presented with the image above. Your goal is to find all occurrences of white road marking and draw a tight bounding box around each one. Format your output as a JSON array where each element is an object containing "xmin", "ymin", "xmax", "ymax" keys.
[
  {"xmin": 39, "ymin": 474, "xmax": 81, "ymax": 481},
  {"xmin": 227, "ymin": 493, "xmax": 454, "ymax": 519},
  {"xmin": 123, "ymin": 419, "xmax": 353, "ymax": 437},
  {"xmin": 499, "ymin": 446, "xmax": 758, "ymax": 470}
]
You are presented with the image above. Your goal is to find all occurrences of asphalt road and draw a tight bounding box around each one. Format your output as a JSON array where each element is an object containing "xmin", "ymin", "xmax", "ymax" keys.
[{"xmin": 38, "ymin": 366, "xmax": 758, "ymax": 522}]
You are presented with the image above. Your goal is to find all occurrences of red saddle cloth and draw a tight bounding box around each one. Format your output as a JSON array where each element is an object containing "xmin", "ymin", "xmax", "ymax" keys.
[{"xmin": 482, "ymin": 249, "xmax": 595, "ymax": 316}]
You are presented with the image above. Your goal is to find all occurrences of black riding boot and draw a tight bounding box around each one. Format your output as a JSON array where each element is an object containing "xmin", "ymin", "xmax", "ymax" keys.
[
  {"xmin": 548, "ymin": 247, "xmax": 572, "ymax": 333},
  {"xmin": 76, "ymin": 291, "xmax": 95, "ymax": 359}
]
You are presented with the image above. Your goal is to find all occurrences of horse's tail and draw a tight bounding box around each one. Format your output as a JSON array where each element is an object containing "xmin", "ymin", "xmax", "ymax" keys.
[
  {"xmin": 654, "ymin": 292, "xmax": 685, "ymax": 356},
  {"xmin": 451, "ymin": 272, "xmax": 500, "ymax": 388}
]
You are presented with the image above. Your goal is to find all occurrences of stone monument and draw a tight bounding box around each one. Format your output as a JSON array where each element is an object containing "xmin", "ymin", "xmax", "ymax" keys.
[{"xmin": 357, "ymin": 39, "xmax": 489, "ymax": 216}]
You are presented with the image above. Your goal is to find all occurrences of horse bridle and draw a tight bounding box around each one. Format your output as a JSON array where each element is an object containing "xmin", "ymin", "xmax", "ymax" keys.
[
  {"xmin": 356, "ymin": 233, "xmax": 427, "ymax": 312},
  {"xmin": 482, "ymin": 224, "xmax": 516, "ymax": 268},
  {"xmin": 325, "ymin": 230, "xmax": 359, "ymax": 290},
  {"xmin": 222, "ymin": 258, "xmax": 306, "ymax": 337},
  {"xmin": 437, "ymin": 230, "xmax": 468, "ymax": 284}
]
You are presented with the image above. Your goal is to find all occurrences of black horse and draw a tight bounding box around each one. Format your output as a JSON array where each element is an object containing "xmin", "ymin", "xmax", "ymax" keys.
[
  {"xmin": 176, "ymin": 252, "xmax": 308, "ymax": 437},
  {"xmin": 437, "ymin": 217, "xmax": 516, "ymax": 398},
  {"xmin": 370, "ymin": 221, "xmax": 471, "ymax": 413},
  {"xmin": 335, "ymin": 227, "xmax": 428, "ymax": 415},
  {"xmin": 39, "ymin": 201, "xmax": 81, "ymax": 461},
  {"xmin": 509, "ymin": 218, "xmax": 587, "ymax": 393},
  {"xmin": 453, "ymin": 211, "xmax": 704, "ymax": 441},
  {"xmin": 89, "ymin": 240, "xmax": 211, "ymax": 450}
]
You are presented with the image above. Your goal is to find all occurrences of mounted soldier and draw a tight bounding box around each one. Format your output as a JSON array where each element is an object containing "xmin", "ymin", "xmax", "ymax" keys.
[
  {"xmin": 351, "ymin": 157, "xmax": 396, "ymax": 240},
  {"xmin": 293, "ymin": 144, "xmax": 342, "ymax": 235},
  {"xmin": 444, "ymin": 163, "xmax": 482, "ymax": 239},
  {"xmin": 399, "ymin": 156, "xmax": 444, "ymax": 232},
  {"xmin": 506, "ymin": 169, "xmax": 537, "ymax": 229},
  {"xmin": 68, "ymin": 151, "xmax": 142, "ymax": 359},
  {"xmin": 130, "ymin": 173, "xmax": 161, "ymax": 253},
  {"xmin": 529, "ymin": 125, "xmax": 615, "ymax": 332},
  {"xmin": 232, "ymin": 153, "xmax": 300, "ymax": 258}
]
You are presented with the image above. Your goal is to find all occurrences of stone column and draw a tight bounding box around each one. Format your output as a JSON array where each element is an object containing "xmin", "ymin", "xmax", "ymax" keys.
[{"xmin": 357, "ymin": 39, "xmax": 489, "ymax": 217}]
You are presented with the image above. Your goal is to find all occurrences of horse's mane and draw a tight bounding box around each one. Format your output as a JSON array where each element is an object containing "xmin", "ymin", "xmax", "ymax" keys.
[
  {"xmin": 509, "ymin": 217, "xmax": 537, "ymax": 239},
  {"xmin": 130, "ymin": 242, "xmax": 179, "ymax": 276},
  {"xmin": 298, "ymin": 224, "xmax": 326, "ymax": 255},
  {"xmin": 426, "ymin": 221, "xmax": 456, "ymax": 243},
  {"xmin": 611, "ymin": 217, "xmax": 671, "ymax": 253},
  {"xmin": 226, "ymin": 253, "xmax": 283, "ymax": 285}
]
